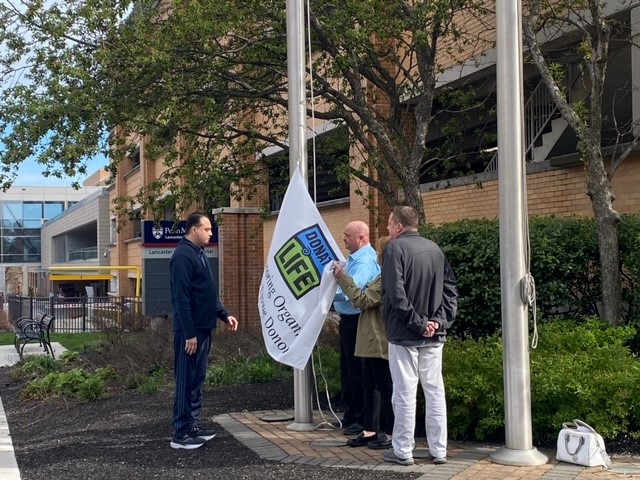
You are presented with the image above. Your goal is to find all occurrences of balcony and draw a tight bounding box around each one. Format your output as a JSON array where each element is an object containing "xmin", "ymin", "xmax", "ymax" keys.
[{"xmin": 68, "ymin": 246, "xmax": 98, "ymax": 262}]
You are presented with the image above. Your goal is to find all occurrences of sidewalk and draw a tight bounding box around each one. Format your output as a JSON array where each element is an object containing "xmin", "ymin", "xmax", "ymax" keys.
[
  {"xmin": 213, "ymin": 410, "xmax": 640, "ymax": 480},
  {"xmin": 0, "ymin": 342, "xmax": 67, "ymax": 368}
]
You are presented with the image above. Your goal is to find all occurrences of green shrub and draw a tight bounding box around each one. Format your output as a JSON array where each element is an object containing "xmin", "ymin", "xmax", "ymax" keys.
[
  {"xmin": 529, "ymin": 217, "xmax": 600, "ymax": 319},
  {"xmin": 530, "ymin": 319, "xmax": 640, "ymax": 442},
  {"xmin": 77, "ymin": 374, "xmax": 105, "ymax": 401},
  {"xmin": 244, "ymin": 356, "xmax": 287, "ymax": 383},
  {"xmin": 59, "ymin": 350, "xmax": 81, "ymax": 365},
  {"xmin": 426, "ymin": 214, "xmax": 640, "ymax": 337},
  {"xmin": 620, "ymin": 214, "xmax": 640, "ymax": 323},
  {"xmin": 444, "ymin": 319, "xmax": 640, "ymax": 443},
  {"xmin": 313, "ymin": 346, "xmax": 341, "ymax": 399},
  {"xmin": 205, "ymin": 354, "xmax": 291, "ymax": 387},
  {"xmin": 444, "ymin": 335, "xmax": 505, "ymax": 441},
  {"xmin": 12, "ymin": 355, "xmax": 63, "ymax": 380},
  {"xmin": 425, "ymin": 219, "xmax": 501, "ymax": 338},
  {"xmin": 21, "ymin": 367, "xmax": 107, "ymax": 401},
  {"xmin": 123, "ymin": 365, "xmax": 167, "ymax": 394}
]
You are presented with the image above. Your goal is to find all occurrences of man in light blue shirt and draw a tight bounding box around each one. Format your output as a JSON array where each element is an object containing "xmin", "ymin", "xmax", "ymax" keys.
[{"xmin": 333, "ymin": 220, "xmax": 381, "ymax": 434}]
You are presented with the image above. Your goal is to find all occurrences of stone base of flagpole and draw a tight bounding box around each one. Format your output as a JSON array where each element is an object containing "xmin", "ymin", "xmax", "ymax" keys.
[{"xmin": 490, "ymin": 447, "xmax": 548, "ymax": 466}]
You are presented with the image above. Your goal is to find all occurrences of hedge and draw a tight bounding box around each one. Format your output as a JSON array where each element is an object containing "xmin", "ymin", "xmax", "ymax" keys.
[{"xmin": 425, "ymin": 214, "xmax": 640, "ymax": 338}]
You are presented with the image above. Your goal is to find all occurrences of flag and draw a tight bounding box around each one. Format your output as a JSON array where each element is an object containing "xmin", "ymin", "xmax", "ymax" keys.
[{"xmin": 258, "ymin": 167, "xmax": 345, "ymax": 370}]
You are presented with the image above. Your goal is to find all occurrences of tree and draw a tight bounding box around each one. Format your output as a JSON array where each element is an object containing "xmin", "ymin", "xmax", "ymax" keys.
[
  {"xmin": 523, "ymin": 0, "xmax": 640, "ymax": 325},
  {"xmin": 0, "ymin": 0, "xmax": 494, "ymax": 224}
]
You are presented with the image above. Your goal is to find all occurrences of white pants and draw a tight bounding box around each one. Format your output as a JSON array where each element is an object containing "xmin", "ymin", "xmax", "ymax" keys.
[{"xmin": 388, "ymin": 342, "xmax": 447, "ymax": 459}]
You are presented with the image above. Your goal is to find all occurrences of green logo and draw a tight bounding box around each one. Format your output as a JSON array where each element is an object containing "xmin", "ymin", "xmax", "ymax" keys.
[{"xmin": 275, "ymin": 224, "xmax": 338, "ymax": 299}]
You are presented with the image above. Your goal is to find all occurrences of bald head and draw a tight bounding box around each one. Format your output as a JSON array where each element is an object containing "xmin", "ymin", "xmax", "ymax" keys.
[{"xmin": 343, "ymin": 220, "xmax": 371, "ymax": 254}]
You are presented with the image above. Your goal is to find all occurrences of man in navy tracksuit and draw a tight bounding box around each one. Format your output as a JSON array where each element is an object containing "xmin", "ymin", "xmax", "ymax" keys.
[{"xmin": 170, "ymin": 212, "xmax": 238, "ymax": 449}]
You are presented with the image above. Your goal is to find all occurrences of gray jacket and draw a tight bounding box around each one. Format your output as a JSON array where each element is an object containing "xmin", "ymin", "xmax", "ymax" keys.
[{"xmin": 381, "ymin": 231, "xmax": 458, "ymax": 345}]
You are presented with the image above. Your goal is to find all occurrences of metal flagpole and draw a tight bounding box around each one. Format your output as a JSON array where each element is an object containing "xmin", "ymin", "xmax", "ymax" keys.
[
  {"xmin": 489, "ymin": 0, "xmax": 547, "ymax": 466},
  {"xmin": 285, "ymin": 0, "xmax": 314, "ymax": 431}
]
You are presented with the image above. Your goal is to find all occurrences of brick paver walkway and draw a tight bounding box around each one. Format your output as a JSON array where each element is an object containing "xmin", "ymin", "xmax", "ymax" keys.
[{"xmin": 213, "ymin": 410, "xmax": 640, "ymax": 479}]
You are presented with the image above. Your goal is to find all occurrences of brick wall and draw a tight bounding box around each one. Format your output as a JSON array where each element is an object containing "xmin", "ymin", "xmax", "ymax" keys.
[
  {"xmin": 218, "ymin": 209, "xmax": 264, "ymax": 331},
  {"xmin": 261, "ymin": 156, "xmax": 640, "ymax": 262},
  {"xmin": 424, "ymin": 155, "xmax": 640, "ymax": 224}
]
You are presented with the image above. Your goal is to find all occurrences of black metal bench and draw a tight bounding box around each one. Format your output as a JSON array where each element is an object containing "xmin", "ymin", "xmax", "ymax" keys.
[{"xmin": 13, "ymin": 313, "xmax": 56, "ymax": 360}]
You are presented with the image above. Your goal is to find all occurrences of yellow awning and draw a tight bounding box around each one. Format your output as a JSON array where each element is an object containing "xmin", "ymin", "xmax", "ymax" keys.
[{"xmin": 50, "ymin": 274, "xmax": 112, "ymax": 281}]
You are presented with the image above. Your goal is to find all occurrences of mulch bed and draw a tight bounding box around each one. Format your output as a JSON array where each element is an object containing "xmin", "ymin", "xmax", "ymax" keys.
[{"xmin": 0, "ymin": 368, "xmax": 419, "ymax": 480}]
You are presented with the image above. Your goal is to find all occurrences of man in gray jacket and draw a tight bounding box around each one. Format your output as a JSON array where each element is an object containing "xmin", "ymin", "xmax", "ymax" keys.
[{"xmin": 381, "ymin": 206, "xmax": 458, "ymax": 467}]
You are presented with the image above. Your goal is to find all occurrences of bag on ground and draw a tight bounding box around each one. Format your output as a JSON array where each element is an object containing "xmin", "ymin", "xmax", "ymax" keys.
[{"xmin": 556, "ymin": 419, "xmax": 612, "ymax": 469}]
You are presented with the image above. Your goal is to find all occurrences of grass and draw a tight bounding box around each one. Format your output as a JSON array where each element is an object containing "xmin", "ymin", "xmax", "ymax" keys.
[{"xmin": 0, "ymin": 331, "xmax": 100, "ymax": 351}]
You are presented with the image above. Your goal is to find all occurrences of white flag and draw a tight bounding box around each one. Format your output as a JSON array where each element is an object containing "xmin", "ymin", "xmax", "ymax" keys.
[{"xmin": 258, "ymin": 168, "xmax": 345, "ymax": 370}]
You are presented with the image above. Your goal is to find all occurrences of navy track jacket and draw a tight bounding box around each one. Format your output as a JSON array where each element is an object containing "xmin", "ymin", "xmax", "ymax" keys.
[{"xmin": 170, "ymin": 237, "xmax": 229, "ymax": 338}]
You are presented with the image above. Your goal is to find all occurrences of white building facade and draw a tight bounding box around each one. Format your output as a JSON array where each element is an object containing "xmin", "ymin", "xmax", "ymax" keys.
[{"xmin": 0, "ymin": 185, "xmax": 103, "ymax": 297}]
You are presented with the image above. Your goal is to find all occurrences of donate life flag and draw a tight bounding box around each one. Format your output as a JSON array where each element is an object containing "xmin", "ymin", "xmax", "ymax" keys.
[{"xmin": 259, "ymin": 167, "xmax": 345, "ymax": 370}]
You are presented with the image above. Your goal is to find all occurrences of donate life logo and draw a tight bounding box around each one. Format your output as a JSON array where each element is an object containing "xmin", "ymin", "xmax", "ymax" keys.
[{"xmin": 275, "ymin": 224, "xmax": 339, "ymax": 299}]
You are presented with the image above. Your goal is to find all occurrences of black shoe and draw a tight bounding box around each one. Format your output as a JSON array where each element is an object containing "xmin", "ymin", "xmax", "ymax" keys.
[
  {"xmin": 189, "ymin": 426, "xmax": 217, "ymax": 441},
  {"xmin": 346, "ymin": 432, "xmax": 378, "ymax": 447},
  {"xmin": 170, "ymin": 434, "xmax": 206, "ymax": 450},
  {"xmin": 332, "ymin": 419, "xmax": 355, "ymax": 429},
  {"xmin": 367, "ymin": 433, "xmax": 392, "ymax": 450},
  {"xmin": 343, "ymin": 422, "xmax": 364, "ymax": 435}
]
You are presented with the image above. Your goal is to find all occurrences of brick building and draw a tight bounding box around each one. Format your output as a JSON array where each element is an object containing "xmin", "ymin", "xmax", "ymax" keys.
[{"xmin": 107, "ymin": 2, "xmax": 640, "ymax": 330}]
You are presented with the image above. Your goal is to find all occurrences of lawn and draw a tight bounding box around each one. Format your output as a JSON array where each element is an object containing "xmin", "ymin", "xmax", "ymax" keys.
[{"xmin": 0, "ymin": 332, "xmax": 99, "ymax": 351}]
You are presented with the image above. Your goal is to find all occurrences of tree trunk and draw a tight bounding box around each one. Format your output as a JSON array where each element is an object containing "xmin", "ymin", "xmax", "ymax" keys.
[
  {"xmin": 403, "ymin": 178, "xmax": 427, "ymax": 227},
  {"xmin": 585, "ymin": 149, "xmax": 622, "ymax": 325}
]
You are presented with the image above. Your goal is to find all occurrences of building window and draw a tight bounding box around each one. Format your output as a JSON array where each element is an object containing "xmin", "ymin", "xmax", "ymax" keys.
[
  {"xmin": 130, "ymin": 146, "xmax": 141, "ymax": 170},
  {"xmin": 110, "ymin": 218, "xmax": 117, "ymax": 244},
  {"xmin": 3, "ymin": 202, "xmax": 22, "ymax": 227},
  {"xmin": 266, "ymin": 126, "xmax": 350, "ymax": 211},
  {"xmin": 1, "ymin": 200, "xmax": 44, "ymax": 263},
  {"xmin": 44, "ymin": 202, "xmax": 64, "ymax": 221},
  {"xmin": 132, "ymin": 211, "xmax": 142, "ymax": 239}
]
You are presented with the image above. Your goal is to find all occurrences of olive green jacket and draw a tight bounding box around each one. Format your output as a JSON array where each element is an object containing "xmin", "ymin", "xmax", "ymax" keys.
[{"xmin": 335, "ymin": 274, "xmax": 388, "ymax": 359}]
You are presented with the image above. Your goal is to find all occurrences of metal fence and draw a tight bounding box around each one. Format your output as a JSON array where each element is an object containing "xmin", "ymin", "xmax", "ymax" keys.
[{"xmin": 7, "ymin": 295, "xmax": 143, "ymax": 333}]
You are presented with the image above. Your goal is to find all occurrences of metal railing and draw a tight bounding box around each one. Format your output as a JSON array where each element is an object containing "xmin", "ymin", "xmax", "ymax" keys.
[
  {"xmin": 484, "ymin": 78, "xmax": 555, "ymax": 172},
  {"xmin": 7, "ymin": 295, "xmax": 143, "ymax": 333},
  {"xmin": 68, "ymin": 246, "xmax": 98, "ymax": 261},
  {"xmin": 484, "ymin": 66, "xmax": 583, "ymax": 173}
]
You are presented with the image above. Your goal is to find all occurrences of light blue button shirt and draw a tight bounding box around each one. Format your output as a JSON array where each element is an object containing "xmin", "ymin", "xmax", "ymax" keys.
[{"xmin": 333, "ymin": 243, "xmax": 381, "ymax": 315}]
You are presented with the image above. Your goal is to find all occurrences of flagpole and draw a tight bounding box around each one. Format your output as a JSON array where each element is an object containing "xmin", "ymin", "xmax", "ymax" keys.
[
  {"xmin": 490, "ymin": 0, "xmax": 546, "ymax": 466},
  {"xmin": 286, "ymin": 0, "xmax": 314, "ymax": 431}
]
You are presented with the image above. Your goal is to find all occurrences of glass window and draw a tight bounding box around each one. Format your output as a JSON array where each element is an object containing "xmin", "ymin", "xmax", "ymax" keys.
[
  {"xmin": 132, "ymin": 211, "xmax": 142, "ymax": 238},
  {"xmin": 110, "ymin": 218, "xmax": 117, "ymax": 244},
  {"xmin": 3, "ymin": 202, "xmax": 22, "ymax": 224},
  {"xmin": 2, "ymin": 236, "xmax": 20, "ymax": 254},
  {"xmin": 10, "ymin": 227, "xmax": 40, "ymax": 237},
  {"xmin": 23, "ymin": 237, "xmax": 40, "ymax": 262},
  {"xmin": 2, "ymin": 236, "xmax": 22, "ymax": 263},
  {"xmin": 22, "ymin": 220, "xmax": 41, "ymax": 228},
  {"xmin": 44, "ymin": 202, "xmax": 64, "ymax": 219},
  {"xmin": 23, "ymin": 202, "xmax": 42, "ymax": 220}
]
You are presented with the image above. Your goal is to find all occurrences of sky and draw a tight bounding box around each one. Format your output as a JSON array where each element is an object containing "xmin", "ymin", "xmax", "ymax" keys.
[
  {"xmin": 11, "ymin": 155, "xmax": 108, "ymax": 187},
  {"xmin": 0, "ymin": 0, "xmax": 113, "ymax": 188}
]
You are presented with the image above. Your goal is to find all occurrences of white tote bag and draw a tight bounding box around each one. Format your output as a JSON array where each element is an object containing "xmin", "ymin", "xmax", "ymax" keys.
[{"xmin": 556, "ymin": 419, "xmax": 613, "ymax": 469}]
